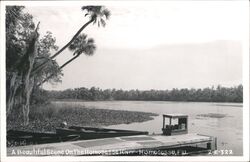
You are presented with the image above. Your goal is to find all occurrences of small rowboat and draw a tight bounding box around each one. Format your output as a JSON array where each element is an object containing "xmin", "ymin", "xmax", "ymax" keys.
[{"xmin": 56, "ymin": 126, "xmax": 149, "ymax": 140}]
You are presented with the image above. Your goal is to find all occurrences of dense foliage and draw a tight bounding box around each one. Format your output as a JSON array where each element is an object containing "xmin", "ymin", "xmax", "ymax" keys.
[
  {"xmin": 47, "ymin": 85, "xmax": 243, "ymax": 103},
  {"xmin": 6, "ymin": 6, "xmax": 62, "ymax": 83},
  {"xmin": 6, "ymin": 6, "xmax": 62, "ymax": 124},
  {"xmin": 6, "ymin": 6, "xmax": 110, "ymax": 125}
]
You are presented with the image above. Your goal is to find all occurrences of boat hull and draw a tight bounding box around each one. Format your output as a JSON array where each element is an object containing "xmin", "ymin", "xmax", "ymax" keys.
[
  {"xmin": 56, "ymin": 126, "xmax": 149, "ymax": 140},
  {"xmin": 7, "ymin": 126, "xmax": 148, "ymax": 146}
]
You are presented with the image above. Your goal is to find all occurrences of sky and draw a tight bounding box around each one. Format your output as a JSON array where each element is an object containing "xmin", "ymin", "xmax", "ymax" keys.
[{"xmin": 25, "ymin": 1, "xmax": 246, "ymax": 90}]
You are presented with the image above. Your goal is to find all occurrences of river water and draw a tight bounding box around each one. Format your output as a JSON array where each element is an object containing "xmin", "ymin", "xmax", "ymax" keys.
[{"xmin": 54, "ymin": 101, "xmax": 243, "ymax": 155}]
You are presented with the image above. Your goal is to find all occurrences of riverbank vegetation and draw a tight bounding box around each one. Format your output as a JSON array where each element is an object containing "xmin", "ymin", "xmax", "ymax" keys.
[
  {"xmin": 46, "ymin": 85, "xmax": 243, "ymax": 103},
  {"xmin": 7, "ymin": 103, "xmax": 158, "ymax": 132}
]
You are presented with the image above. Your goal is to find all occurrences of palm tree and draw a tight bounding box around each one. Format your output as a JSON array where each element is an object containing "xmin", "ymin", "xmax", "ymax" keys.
[
  {"xmin": 60, "ymin": 34, "xmax": 96, "ymax": 69},
  {"xmin": 37, "ymin": 34, "xmax": 96, "ymax": 86},
  {"xmin": 31, "ymin": 6, "xmax": 110, "ymax": 74}
]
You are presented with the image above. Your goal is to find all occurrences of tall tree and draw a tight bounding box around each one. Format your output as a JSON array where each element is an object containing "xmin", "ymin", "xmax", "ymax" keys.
[
  {"xmin": 6, "ymin": 6, "xmax": 62, "ymax": 124},
  {"xmin": 6, "ymin": 6, "xmax": 110, "ymax": 125},
  {"xmin": 6, "ymin": 6, "xmax": 36, "ymax": 117},
  {"xmin": 31, "ymin": 6, "xmax": 110, "ymax": 74},
  {"xmin": 21, "ymin": 23, "xmax": 40, "ymax": 125},
  {"xmin": 37, "ymin": 34, "xmax": 96, "ymax": 86}
]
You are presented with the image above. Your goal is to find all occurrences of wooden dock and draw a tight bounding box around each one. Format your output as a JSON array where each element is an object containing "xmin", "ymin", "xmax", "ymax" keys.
[{"xmin": 7, "ymin": 133, "xmax": 216, "ymax": 156}]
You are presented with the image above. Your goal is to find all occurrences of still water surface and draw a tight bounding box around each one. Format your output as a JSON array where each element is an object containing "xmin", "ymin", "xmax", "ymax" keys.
[{"xmin": 55, "ymin": 101, "xmax": 243, "ymax": 155}]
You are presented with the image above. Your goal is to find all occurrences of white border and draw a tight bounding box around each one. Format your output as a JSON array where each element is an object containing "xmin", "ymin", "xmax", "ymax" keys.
[{"xmin": 1, "ymin": 1, "xmax": 249, "ymax": 162}]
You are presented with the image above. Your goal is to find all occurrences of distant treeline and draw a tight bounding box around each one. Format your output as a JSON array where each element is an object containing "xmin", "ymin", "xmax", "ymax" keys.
[{"xmin": 40, "ymin": 85, "xmax": 243, "ymax": 103}]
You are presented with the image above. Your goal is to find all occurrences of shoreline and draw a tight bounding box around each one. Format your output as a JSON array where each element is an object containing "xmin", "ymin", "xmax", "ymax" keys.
[
  {"xmin": 7, "ymin": 103, "xmax": 158, "ymax": 133},
  {"xmin": 51, "ymin": 99, "xmax": 243, "ymax": 104}
]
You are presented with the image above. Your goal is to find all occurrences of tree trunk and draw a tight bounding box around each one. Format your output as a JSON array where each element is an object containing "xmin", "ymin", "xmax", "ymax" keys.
[
  {"xmin": 60, "ymin": 54, "xmax": 80, "ymax": 69},
  {"xmin": 21, "ymin": 23, "xmax": 40, "ymax": 125},
  {"xmin": 31, "ymin": 18, "xmax": 94, "ymax": 75},
  {"xmin": 22, "ymin": 76, "xmax": 35, "ymax": 125},
  {"xmin": 6, "ymin": 72, "xmax": 20, "ymax": 117}
]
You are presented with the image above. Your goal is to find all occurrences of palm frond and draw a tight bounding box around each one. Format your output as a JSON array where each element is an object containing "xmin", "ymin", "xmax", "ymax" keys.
[
  {"xmin": 87, "ymin": 38, "xmax": 95, "ymax": 44},
  {"xmin": 81, "ymin": 5, "xmax": 111, "ymax": 27},
  {"xmin": 93, "ymin": 18, "xmax": 97, "ymax": 24},
  {"xmin": 68, "ymin": 34, "xmax": 96, "ymax": 56},
  {"xmin": 102, "ymin": 9, "xmax": 111, "ymax": 20},
  {"xmin": 100, "ymin": 18, "xmax": 106, "ymax": 27}
]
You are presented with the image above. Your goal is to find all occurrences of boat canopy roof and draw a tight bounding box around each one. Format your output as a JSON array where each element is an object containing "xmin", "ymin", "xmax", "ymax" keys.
[{"xmin": 163, "ymin": 114, "xmax": 188, "ymax": 118}]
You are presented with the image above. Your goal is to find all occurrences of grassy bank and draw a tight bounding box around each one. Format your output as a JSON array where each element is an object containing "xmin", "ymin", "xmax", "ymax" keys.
[{"xmin": 7, "ymin": 103, "xmax": 158, "ymax": 132}]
